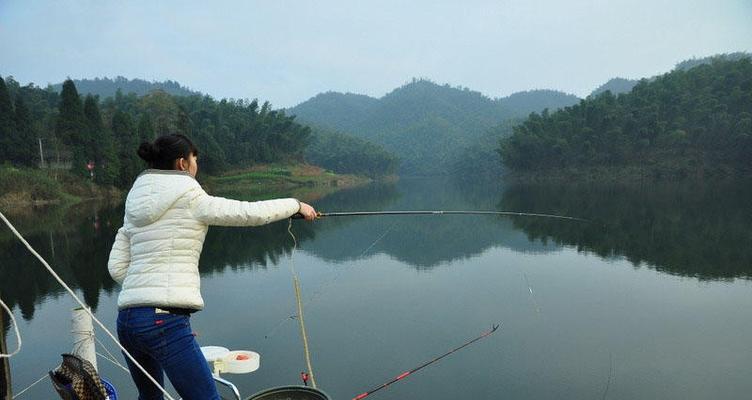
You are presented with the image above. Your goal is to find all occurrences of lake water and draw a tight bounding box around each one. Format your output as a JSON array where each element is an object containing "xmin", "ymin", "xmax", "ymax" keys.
[{"xmin": 2, "ymin": 177, "xmax": 752, "ymax": 399}]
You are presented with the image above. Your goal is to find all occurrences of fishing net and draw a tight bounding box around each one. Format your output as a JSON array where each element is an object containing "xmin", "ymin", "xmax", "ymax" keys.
[
  {"xmin": 246, "ymin": 385, "xmax": 330, "ymax": 400},
  {"xmin": 49, "ymin": 354, "xmax": 108, "ymax": 400}
]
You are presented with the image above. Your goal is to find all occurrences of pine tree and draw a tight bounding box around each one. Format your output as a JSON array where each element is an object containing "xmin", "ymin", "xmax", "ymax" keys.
[
  {"xmin": 12, "ymin": 94, "xmax": 37, "ymax": 166},
  {"xmin": 83, "ymin": 95, "xmax": 118, "ymax": 184},
  {"xmin": 112, "ymin": 110, "xmax": 141, "ymax": 187},
  {"xmin": 137, "ymin": 113, "xmax": 155, "ymax": 142},
  {"xmin": 194, "ymin": 118, "xmax": 227, "ymax": 175},
  {"xmin": 0, "ymin": 76, "xmax": 15, "ymax": 163},
  {"xmin": 56, "ymin": 79, "xmax": 87, "ymax": 175}
]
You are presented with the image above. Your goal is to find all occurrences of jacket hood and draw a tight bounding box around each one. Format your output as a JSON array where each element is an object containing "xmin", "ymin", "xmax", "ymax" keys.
[{"xmin": 125, "ymin": 170, "xmax": 199, "ymax": 227}]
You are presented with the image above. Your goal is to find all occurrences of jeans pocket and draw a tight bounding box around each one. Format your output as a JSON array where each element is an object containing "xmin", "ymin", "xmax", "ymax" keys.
[{"xmin": 156, "ymin": 315, "xmax": 193, "ymax": 364}]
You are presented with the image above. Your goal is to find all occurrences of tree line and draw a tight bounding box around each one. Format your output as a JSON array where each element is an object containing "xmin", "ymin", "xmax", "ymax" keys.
[
  {"xmin": 305, "ymin": 127, "xmax": 398, "ymax": 178},
  {"xmin": 498, "ymin": 58, "xmax": 752, "ymax": 178},
  {"xmin": 499, "ymin": 180, "xmax": 752, "ymax": 280},
  {"xmin": 50, "ymin": 76, "xmax": 200, "ymax": 99},
  {"xmin": 0, "ymin": 76, "xmax": 400, "ymax": 188}
]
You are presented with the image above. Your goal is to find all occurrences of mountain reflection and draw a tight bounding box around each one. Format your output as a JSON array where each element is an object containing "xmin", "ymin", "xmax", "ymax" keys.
[
  {"xmin": 4, "ymin": 178, "xmax": 747, "ymax": 321},
  {"xmin": 301, "ymin": 179, "xmax": 558, "ymax": 267},
  {"xmin": 499, "ymin": 180, "xmax": 752, "ymax": 280}
]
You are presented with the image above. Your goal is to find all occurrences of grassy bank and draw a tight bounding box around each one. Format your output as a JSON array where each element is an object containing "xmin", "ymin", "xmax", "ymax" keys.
[
  {"xmin": 0, "ymin": 164, "xmax": 375, "ymax": 211},
  {"xmin": 202, "ymin": 164, "xmax": 373, "ymax": 201},
  {"xmin": 0, "ymin": 166, "xmax": 121, "ymax": 211}
]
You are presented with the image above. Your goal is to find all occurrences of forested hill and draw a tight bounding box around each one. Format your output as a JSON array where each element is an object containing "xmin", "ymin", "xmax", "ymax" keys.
[
  {"xmin": 675, "ymin": 52, "xmax": 750, "ymax": 71},
  {"xmin": 590, "ymin": 78, "xmax": 640, "ymax": 97},
  {"xmin": 287, "ymin": 92, "xmax": 379, "ymax": 134},
  {"xmin": 589, "ymin": 52, "xmax": 751, "ymax": 97},
  {"xmin": 497, "ymin": 90, "xmax": 580, "ymax": 118},
  {"xmin": 51, "ymin": 76, "xmax": 201, "ymax": 98},
  {"xmin": 289, "ymin": 79, "xmax": 579, "ymax": 175},
  {"xmin": 499, "ymin": 58, "xmax": 752, "ymax": 178},
  {"xmin": 0, "ymin": 77, "xmax": 312, "ymax": 188}
]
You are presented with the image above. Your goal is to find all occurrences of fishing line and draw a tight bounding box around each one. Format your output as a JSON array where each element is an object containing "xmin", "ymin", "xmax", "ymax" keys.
[
  {"xmin": 287, "ymin": 218, "xmax": 317, "ymax": 388},
  {"xmin": 11, "ymin": 370, "xmax": 51, "ymax": 399},
  {"xmin": 523, "ymin": 273, "xmax": 542, "ymax": 314},
  {"xmin": 264, "ymin": 222, "xmax": 395, "ymax": 340},
  {"xmin": 601, "ymin": 352, "xmax": 614, "ymax": 400},
  {"xmin": 306, "ymin": 222, "xmax": 396, "ymax": 306},
  {"xmin": 94, "ymin": 335, "xmax": 130, "ymax": 372}
]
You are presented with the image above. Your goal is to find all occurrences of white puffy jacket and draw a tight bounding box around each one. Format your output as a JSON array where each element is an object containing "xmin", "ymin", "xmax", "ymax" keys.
[{"xmin": 107, "ymin": 170, "xmax": 301, "ymax": 311}]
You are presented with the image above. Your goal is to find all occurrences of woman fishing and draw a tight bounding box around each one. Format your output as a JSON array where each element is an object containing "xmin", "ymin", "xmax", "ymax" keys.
[{"xmin": 107, "ymin": 134, "xmax": 317, "ymax": 400}]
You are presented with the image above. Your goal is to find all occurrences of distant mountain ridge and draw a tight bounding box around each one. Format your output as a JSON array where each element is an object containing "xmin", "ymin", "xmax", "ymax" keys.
[
  {"xmin": 590, "ymin": 78, "xmax": 640, "ymax": 98},
  {"xmin": 589, "ymin": 52, "xmax": 752, "ymax": 97},
  {"xmin": 51, "ymin": 76, "xmax": 201, "ymax": 98},
  {"xmin": 288, "ymin": 79, "xmax": 579, "ymax": 175}
]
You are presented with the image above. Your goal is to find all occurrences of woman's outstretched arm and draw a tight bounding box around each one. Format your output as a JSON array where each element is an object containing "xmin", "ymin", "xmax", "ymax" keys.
[{"xmin": 189, "ymin": 187, "xmax": 314, "ymax": 226}]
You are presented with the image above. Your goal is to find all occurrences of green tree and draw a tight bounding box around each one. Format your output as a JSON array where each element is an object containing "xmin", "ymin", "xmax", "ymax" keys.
[
  {"xmin": 0, "ymin": 76, "xmax": 15, "ymax": 162},
  {"xmin": 11, "ymin": 94, "xmax": 37, "ymax": 166},
  {"xmin": 84, "ymin": 95, "xmax": 118, "ymax": 184},
  {"xmin": 498, "ymin": 58, "xmax": 752, "ymax": 178},
  {"xmin": 137, "ymin": 113, "xmax": 155, "ymax": 142},
  {"xmin": 192, "ymin": 119, "xmax": 227, "ymax": 175},
  {"xmin": 56, "ymin": 79, "xmax": 87, "ymax": 175},
  {"xmin": 140, "ymin": 90, "xmax": 179, "ymax": 136},
  {"xmin": 112, "ymin": 110, "xmax": 141, "ymax": 187}
]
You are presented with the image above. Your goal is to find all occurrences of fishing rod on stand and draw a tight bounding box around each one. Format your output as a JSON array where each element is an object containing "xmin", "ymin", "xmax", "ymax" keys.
[{"xmin": 352, "ymin": 324, "xmax": 501, "ymax": 400}]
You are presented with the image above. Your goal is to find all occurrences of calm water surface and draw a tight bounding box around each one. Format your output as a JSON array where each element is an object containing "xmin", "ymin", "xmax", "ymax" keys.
[{"xmin": 2, "ymin": 178, "xmax": 752, "ymax": 399}]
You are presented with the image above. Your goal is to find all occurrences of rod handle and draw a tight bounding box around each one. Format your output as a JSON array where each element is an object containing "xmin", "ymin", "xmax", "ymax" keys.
[{"xmin": 291, "ymin": 212, "xmax": 323, "ymax": 220}]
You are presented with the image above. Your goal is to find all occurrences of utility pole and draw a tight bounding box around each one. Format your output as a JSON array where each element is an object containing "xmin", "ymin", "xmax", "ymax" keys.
[{"xmin": 38, "ymin": 138, "xmax": 46, "ymax": 168}]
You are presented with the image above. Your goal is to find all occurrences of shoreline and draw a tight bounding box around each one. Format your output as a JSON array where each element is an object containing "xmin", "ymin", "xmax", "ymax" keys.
[
  {"xmin": 0, "ymin": 164, "xmax": 383, "ymax": 211},
  {"xmin": 202, "ymin": 164, "xmax": 378, "ymax": 202}
]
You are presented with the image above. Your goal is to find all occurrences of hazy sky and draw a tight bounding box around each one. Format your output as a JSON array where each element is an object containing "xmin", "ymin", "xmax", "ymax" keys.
[{"xmin": 2, "ymin": 1, "xmax": 751, "ymax": 107}]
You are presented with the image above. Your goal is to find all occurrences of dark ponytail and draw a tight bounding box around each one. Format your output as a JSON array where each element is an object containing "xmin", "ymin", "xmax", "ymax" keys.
[{"xmin": 138, "ymin": 134, "xmax": 199, "ymax": 170}]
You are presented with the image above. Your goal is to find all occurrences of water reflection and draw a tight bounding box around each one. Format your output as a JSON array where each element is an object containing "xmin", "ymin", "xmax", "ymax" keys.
[
  {"xmin": 199, "ymin": 182, "xmax": 401, "ymax": 272},
  {"xmin": 303, "ymin": 179, "xmax": 557, "ymax": 267},
  {"xmin": 3, "ymin": 178, "xmax": 749, "ymax": 323},
  {"xmin": 0, "ymin": 202, "xmax": 120, "ymax": 320},
  {"xmin": 499, "ymin": 180, "xmax": 752, "ymax": 280}
]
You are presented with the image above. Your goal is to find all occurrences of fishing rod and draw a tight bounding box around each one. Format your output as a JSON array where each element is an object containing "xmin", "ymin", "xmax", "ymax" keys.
[
  {"xmin": 293, "ymin": 210, "xmax": 587, "ymax": 222},
  {"xmin": 351, "ymin": 323, "xmax": 500, "ymax": 400}
]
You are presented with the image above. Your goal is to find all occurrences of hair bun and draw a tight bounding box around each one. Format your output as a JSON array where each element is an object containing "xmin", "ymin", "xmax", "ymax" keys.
[{"xmin": 137, "ymin": 142, "xmax": 158, "ymax": 162}]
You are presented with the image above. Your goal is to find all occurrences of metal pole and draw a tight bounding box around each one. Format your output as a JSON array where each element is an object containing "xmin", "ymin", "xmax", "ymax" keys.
[{"xmin": 0, "ymin": 303, "xmax": 11, "ymax": 399}]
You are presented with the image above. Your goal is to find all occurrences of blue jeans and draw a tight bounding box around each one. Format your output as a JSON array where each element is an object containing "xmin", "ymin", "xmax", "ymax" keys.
[{"xmin": 117, "ymin": 307, "xmax": 220, "ymax": 400}]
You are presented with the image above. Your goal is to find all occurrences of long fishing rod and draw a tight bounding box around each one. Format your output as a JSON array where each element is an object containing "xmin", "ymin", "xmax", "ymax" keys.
[
  {"xmin": 293, "ymin": 210, "xmax": 587, "ymax": 222},
  {"xmin": 351, "ymin": 323, "xmax": 501, "ymax": 400}
]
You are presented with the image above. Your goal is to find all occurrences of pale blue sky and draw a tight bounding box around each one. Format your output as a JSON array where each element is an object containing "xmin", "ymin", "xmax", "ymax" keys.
[{"xmin": 1, "ymin": 0, "xmax": 750, "ymax": 107}]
